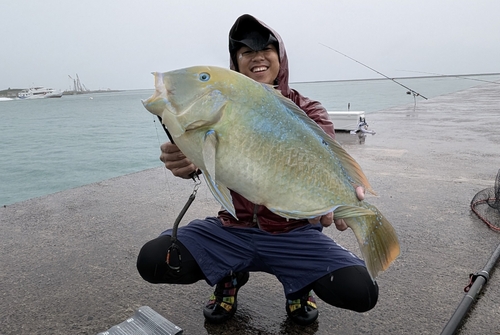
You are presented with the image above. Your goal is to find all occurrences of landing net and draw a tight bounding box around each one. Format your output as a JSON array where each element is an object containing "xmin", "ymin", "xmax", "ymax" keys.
[{"xmin": 470, "ymin": 169, "xmax": 500, "ymax": 232}]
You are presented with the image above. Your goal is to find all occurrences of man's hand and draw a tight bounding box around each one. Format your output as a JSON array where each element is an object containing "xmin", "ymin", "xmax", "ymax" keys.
[
  {"xmin": 308, "ymin": 186, "xmax": 365, "ymax": 231},
  {"xmin": 160, "ymin": 142, "xmax": 198, "ymax": 179}
]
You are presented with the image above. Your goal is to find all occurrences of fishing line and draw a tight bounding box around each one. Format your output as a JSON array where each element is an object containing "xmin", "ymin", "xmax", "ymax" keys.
[
  {"xmin": 397, "ymin": 70, "xmax": 500, "ymax": 85},
  {"xmin": 319, "ymin": 43, "xmax": 428, "ymax": 100},
  {"xmin": 153, "ymin": 116, "xmax": 170, "ymax": 192}
]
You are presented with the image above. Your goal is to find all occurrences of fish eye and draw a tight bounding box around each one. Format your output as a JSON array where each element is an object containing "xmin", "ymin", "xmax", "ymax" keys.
[{"xmin": 199, "ymin": 73, "xmax": 210, "ymax": 81}]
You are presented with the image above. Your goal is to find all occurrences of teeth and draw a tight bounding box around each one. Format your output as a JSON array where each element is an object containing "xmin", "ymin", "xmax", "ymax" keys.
[{"xmin": 252, "ymin": 67, "xmax": 267, "ymax": 73}]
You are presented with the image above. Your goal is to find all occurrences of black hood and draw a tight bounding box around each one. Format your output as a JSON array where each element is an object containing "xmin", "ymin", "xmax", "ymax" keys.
[
  {"xmin": 228, "ymin": 14, "xmax": 290, "ymax": 95},
  {"xmin": 229, "ymin": 15, "xmax": 279, "ymax": 63}
]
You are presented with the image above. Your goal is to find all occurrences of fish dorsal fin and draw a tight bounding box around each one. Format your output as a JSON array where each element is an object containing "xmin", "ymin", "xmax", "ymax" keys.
[
  {"xmin": 203, "ymin": 130, "xmax": 217, "ymax": 180},
  {"xmin": 262, "ymin": 84, "xmax": 375, "ymax": 195}
]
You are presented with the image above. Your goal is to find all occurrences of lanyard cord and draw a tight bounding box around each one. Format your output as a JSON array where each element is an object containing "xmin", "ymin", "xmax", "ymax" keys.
[
  {"xmin": 166, "ymin": 180, "xmax": 201, "ymax": 272},
  {"xmin": 171, "ymin": 181, "xmax": 201, "ymax": 243},
  {"xmin": 156, "ymin": 115, "xmax": 201, "ymax": 271}
]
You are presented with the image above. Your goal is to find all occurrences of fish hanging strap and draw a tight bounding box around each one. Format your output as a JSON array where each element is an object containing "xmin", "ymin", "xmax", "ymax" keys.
[
  {"xmin": 156, "ymin": 114, "xmax": 202, "ymax": 270},
  {"xmin": 166, "ymin": 179, "xmax": 201, "ymax": 271}
]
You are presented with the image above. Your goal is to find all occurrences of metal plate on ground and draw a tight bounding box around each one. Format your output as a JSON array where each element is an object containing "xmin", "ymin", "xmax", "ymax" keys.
[{"xmin": 97, "ymin": 306, "xmax": 183, "ymax": 335}]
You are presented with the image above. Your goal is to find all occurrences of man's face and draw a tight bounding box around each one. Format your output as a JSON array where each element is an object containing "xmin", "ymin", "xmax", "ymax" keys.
[{"xmin": 236, "ymin": 44, "xmax": 280, "ymax": 85}]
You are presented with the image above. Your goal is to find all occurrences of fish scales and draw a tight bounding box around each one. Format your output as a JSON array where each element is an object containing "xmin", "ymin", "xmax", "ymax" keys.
[
  {"xmin": 224, "ymin": 103, "xmax": 349, "ymax": 213},
  {"xmin": 142, "ymin": 66, "xmax": 400, "ymax": 279}
]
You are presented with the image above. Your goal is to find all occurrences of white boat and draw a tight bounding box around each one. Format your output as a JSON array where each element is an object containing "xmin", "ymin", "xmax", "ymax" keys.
[
  {"xmin": 17, "ymin": 86, "xmax": 63, "ymax": 99},
  {"xmin": 328, "ymin": 111, "xmax": 376, "ymax": 135},
  {"xmin": 328, "ymin": 111, "xmax": 366, "ymax": 131}
]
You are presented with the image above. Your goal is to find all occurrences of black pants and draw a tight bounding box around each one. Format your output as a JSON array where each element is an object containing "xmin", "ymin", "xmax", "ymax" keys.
[{"xmin": 137, "ymin": 235, "xmax": 378, "ymax": 313}]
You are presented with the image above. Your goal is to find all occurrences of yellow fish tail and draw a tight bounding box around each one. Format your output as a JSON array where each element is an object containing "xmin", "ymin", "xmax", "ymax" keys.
[{"xmin": 339, "ymin": 204, "xmax": 400, "ymax": 279}]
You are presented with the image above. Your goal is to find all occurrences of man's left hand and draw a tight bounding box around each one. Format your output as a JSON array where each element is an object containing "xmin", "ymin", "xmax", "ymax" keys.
[{"xmin": 308, "ymin": 185, "xmax": 365, "ymax": 231}]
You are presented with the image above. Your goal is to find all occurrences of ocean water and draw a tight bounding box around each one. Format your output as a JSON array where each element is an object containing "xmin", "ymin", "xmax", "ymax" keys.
[
  {"xmin": 1, "ymin": 91, "xmax": 161, "ymax": 206},
  {"xmin": 1, "ymin": 74, "xmax": 499, "ymax": 206}
]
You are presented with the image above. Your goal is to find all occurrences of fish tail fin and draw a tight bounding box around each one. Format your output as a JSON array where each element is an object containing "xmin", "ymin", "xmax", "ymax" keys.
[{"xmin": 338, "ymin": 204, "xmax": 400, "ymax": 279}]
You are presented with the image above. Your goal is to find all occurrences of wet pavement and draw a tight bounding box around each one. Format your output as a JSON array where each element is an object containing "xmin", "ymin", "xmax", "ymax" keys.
[{"xmin": 1, "ymin": 83, "xmax": 500, "ymax": 334}]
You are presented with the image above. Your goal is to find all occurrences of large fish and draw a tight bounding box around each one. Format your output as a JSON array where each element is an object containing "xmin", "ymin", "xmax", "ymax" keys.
[{"xmin": 142, "ymin": 66, "xmax": 399, "ymax": 279}]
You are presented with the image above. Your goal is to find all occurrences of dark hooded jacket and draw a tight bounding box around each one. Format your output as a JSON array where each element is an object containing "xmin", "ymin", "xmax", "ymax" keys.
[{"xmin": 217, "ymin": 14, "xmax": 335, "ymax": 234}]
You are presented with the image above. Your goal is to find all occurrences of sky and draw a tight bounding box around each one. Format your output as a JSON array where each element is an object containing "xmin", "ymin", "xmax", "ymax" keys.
[{"xmin": 1, "ymin": 0, "xmax": 499, "ymax": 91}]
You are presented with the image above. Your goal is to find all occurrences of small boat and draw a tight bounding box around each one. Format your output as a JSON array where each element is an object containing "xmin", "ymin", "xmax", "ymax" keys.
[
  {"xmin": 17, "ymin": 86, "xmax": 63, "ymax": 99},
  {"xmin": 329, "ymin": 111, "xmax": 376, "ymax": 136},
  {"xmin": 328, "ymin": 111, "xmax": 366, "ymax": 131}
]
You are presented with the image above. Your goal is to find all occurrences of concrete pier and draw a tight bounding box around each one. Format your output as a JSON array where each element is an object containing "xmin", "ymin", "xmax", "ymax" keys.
[{"xmin": 1, "ymin": 83, "xmax": 499, "ymax": 334}]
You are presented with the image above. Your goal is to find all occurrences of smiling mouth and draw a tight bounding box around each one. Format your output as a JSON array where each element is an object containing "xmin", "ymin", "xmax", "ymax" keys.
[{"xmin": 252, "ymin": 66, "xmax": 268, "ymax": 73}]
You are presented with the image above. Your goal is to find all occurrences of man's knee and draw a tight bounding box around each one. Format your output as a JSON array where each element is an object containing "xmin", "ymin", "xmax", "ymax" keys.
[
  {"xmin": 313, "ymin": 265, "xmax": 379, "ymax": 312},
  {"xmin": 343, "ymin": 266, "xmax": 379, "ymax": 312},
  {"xmin": 352, "ymin": 279, "xmax": 378, "ymax": 312},
  {"xmin": 136, "ymin": 235, "xmax": 171, "ymax": 284},
  {"xmin": 136, "ymin": 235, "xmax": 203, "ymax": 284}
]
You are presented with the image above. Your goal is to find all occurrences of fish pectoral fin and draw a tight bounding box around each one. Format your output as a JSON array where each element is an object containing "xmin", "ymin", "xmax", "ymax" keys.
[
  {"xmin": 343, "ymin": 204, "xmax": 400, "ymax": 280},
  {"xmin": 203, "ymin": 130, "xmax": 217, "ymax": 180},
  {"xmin": 200, "ymin": 169, "xmax": 236, "ymax": 219}
]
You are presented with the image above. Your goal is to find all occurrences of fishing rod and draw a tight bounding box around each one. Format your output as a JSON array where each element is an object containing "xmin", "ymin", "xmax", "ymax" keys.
[
  {"xmin": 440, "ymin": 243, "xmax": 500, "ymax": 335},
  {"xmin": 319, "ymin": 43, "xmax": 428, "ymax": 100},
  {"xmin": 441, "ymin": 170, "xmax": 500, "ymax": 334}
]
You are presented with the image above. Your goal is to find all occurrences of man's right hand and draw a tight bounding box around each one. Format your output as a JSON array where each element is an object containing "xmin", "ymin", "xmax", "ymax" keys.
[{"xmin": 160, "ymin": 142, "xmax": 198, "ymax": 179}]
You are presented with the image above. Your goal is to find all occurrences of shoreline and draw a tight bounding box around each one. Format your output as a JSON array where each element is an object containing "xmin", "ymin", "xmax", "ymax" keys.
[
  {"xmin": 0, "ymin": 88, "xmax": 123, "ymax": 98},
  {"xmin": 2, "ymin": 72, "xmax": 500, "ymax": 97}
]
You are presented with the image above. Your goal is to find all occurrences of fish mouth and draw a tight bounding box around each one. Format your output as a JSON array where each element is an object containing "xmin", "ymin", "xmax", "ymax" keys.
[
  {"xmin": 142, "ymin": 72, "xmax": 174, "ymax": 116},
  {"xmin": 144, "ymin": 71, "xmax": 208, "ymax": 117},
  {"xmin": 142, "ymin": 70, "xmax": 226, "ymax": 137}
]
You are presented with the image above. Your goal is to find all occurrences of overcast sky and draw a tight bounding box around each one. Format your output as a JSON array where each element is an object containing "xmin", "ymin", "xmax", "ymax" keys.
[{"xmin": 2, "ymin": 0, "xmax": 499, "ymax": 90}]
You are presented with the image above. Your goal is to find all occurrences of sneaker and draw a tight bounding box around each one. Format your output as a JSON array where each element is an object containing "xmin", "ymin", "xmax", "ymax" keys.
[
  {"xmin": 286, "ymin": 291, "xmax": 319, "ymax": 326},
  {"xmin": 203, "ymin": 272, "xmax": 250, "ymax": 324}
]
